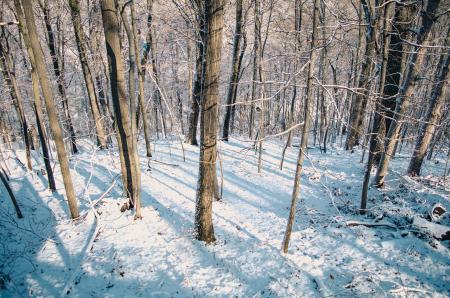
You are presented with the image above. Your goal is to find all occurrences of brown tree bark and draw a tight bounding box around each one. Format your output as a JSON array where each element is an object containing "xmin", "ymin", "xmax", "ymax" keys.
[
  {"xmin": 282, "ymin": 0, "xmax": 319, "ymax": 253},
  {"xmin": 68, "ymin": 0, "xmax": 108, "ymax": 149},
  {"xmin": 20, "ymin": 0, "xmax": 79, "ymax": 218},
  {"xmin": 222, "ymin": 0, "xmax": 243, "ymax": 141},
  {"xmin": 345, "ymin": 0, "xmax": 377, "ymax": 150},
  {"xmin": 195, "ymin": 0, "xmax": 224, "ymax": 243},
  {"xmin": 100, "ymin": 0, "xmax": 141, "ymax": 218},
  {"xmin": 374, "ymin": 0, "xmax": 441, "ymax": 187},
  {"xmin": 0, "ymin": 37, "xmax": 33, "ymax": 171},
  {"xmin": 13, "ymin": 0, "xmax": 56, "ymax": 191},
  {"xmin": 408, "ymin": 33, "xmax": 449, "ymax": 176},
  {"xmin": 186, "ymin": 0, "xmax": 206, "ymax": 146},
  {"xmin": 39, "ymin": 0, "xmax": 78, "ymax": 154}
]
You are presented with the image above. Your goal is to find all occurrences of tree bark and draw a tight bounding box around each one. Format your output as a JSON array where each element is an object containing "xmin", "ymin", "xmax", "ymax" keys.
[
  {"xmin": 0, "ymin": 37, "xmax": 33, "ymax": 171},
  {"xmin": 14, "ymin": 0, "xmax": 56, "ymax": 191},
  {"xmin": 374, "ymin": 0, "xmax": 441, "ymax": 187},
  {"xmin": 407, "ymin": 32, "xmax": 449, "ymax": 176},
  {"xmin": 282, "ymin": 0, "xmax": 319, "ymax": 253},
  {"xmin": 195, "ymin": 0, "xmax": 224, "ymax": 243},
  {"xmin": 39, "ymin": 0, "xmax": 78, "ymax": 154},
  {"xmin": 20, "ymin": 0, "xmax": 79, "ymax": 218},
  {"xmin": 100, "ymin": 0, "xmax": 141, "ymax": 217},
  {"xmin": 68, "ymin": 0, "xmax": 107, "ymax": 149},
  {"xmin": 222, "ymin": 0, "xmax": 243, "ymax": 141}
]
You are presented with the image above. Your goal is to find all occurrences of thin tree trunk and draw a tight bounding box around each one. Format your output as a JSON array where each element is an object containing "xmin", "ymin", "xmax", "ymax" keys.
[
  {"xmin": 40, "ymin": 0, "xmax": 78, "ymax": 154},
  {"xmin": 14, "ymin": 2, "xmax": 57, "ymax": 191},
  {"xmin": 222, "ymin": 0, "xmax": 243, "ymax": 141},
  {"xmin": 282, "ymin": 0, "xmax": 319, "ymax": 253},
  {"xmin": 345, "ymin": 0, "xmax": 377, "ymax": 150},
  {"xmin": 68, "ymin": 0, "xmax": 107, "ymax": 149},
  {"xmin": 186, "ymin": 1, "xmax": 206, "ymax": 146},
  {"xmin": 0, "ymin": 38, "xmax": 33, "ymax": 171}
]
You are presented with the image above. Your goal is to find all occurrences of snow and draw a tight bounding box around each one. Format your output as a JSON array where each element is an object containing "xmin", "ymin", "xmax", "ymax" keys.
[{"xmin": 1, "ymin": 139, "xmax": 449, "ymax": 297}]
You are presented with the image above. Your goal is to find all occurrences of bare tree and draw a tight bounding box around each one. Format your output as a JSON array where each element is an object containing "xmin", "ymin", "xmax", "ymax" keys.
[
  {"xmin": 408, "ymin": 31, "xmax": 449, "ymax": 176},
  {"xmin": 20, "ymin": 0, "xmax": 79, "ymax": 219},
  {"xmin": 195, "ymin": 0, "xmax": 224, "ymax": 243},
  {"xmin": 68, "ymin": 0, "xmax": 108, "ymax": 149},
  {"xmin": 100, "ymin": 0, "xmax": 141, "ymax": 218},
  {"xmin": 282, "ymin": 0, "xmax": 319, "ymax": 253}
]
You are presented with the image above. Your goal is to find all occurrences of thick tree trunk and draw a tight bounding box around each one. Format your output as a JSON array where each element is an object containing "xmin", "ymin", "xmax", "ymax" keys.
[
  {"xmin": 282, "ymin": 0, "xmax": 319, "ymax": 253},
  {"xmin": 408, "ymin": 36, "xmax": 449, "ymax": 176},
  {"xmin": 68, "ymin": 0, "xmax": 107, "ymax": 149},
  {"xmin": 374, "ymin": 0, "xmax": 441, "ymax": 187},
  {"xmin": 374, "ymin": 1, "xmax": 417, "ymax": 165},
  {"xmin": 100, "ymin": 0, "xmax": 141, "ymax": 217},
  {"xmin": 195, "ymin": 0, "xmax": 224, "ymax": 243},
  {"xmin": 20, "ymin": 0, "xmax": 79, "ymax": 218}
]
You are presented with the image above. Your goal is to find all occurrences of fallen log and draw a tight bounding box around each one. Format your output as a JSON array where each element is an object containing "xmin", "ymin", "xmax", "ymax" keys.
[{"xmin": 412, "ymin": 216, "xmax": 450, "ymax": 241}]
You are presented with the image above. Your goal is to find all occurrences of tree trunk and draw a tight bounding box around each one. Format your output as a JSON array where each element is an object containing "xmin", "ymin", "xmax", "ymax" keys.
[
  {"xmin": 249, "ymin": 0, "xmax": 261, "ymax": 140},
  {"xmin": 222, "ymin": 0, "xmax": 243, "ymax": 141},
  {"xmin": 345, "ymin": 0, "xmax": 377, "ymax": 150},
  {"xmin": 186, "ymin": 0, "xmax": 206, "ymax": 146},
  {"xmin": 14, "ymin": 0, "xmax": 57, "ymax": 191},
  {"xmin": 374, "ymin": 1, "xmax": 417, "ymax": 165},
  {"xmin": 407, "ymin": 33, "xmax": 449, "ymax": 176},
  {"xmin": 68, "ymin": 0, "xmax": 107, "ymax": 149},
  {"xmin": 195, "ymin": 0, "xmax": 224, "ymax": 243},
  {"xmin": 374, "ymin": 0, "xmax": 441, "ymax": 187},
  {"xmin": 40, "ymin": 0, "xmax": 78, "ymax": 154},
  {"xmin": 20, "ymin": 0, "xmax": 79, "ymax": 218},
  {"xmin": 282, "ymin": 0, "xmax": 319, "ymax": 253},
  {"xmin": 0, "ymin": 38, "xmax": 33, "ymax": 171},
  {"xmin": 360, "ymin": 0, "xmax": 393, "ymax": 213},
  {"xmin": 100, "ymin": 0, "xmax": 141, "ymax": 217}
]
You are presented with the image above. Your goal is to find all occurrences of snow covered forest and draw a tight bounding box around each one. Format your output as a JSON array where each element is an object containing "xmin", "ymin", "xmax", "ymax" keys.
[{"xmin": 0, "ymin": 0, "xmax": 449, "ymax": 296}]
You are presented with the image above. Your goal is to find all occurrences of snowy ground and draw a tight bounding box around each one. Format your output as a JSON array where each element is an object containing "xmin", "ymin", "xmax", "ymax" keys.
[{"xmin": 0, "ymin": 138, "xmax": 449, "ymax": 297}]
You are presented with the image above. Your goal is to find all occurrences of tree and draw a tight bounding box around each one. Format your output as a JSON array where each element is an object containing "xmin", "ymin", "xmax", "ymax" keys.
[
  {"xmin": 0, "ymin": 35, "xmax": 33, "ymax": 171},
  {"xmin": 20, "ymin": 0, "xmax": 79, "ymax": 219},
  {"xmin": 100, "ymin": 0, "xmax": 141, "ymax": 218},
  {"xmin": 186, "ymin": 0, "xmax": 206, "ymax": 146},
  {"xmin": 408, "ymin": 31, "xmax": 449, "ymax": 176},
  {"xmin": 374, "ymin": 0, "xmax": 442, "ymax": 187},
  {"xmin": 222, "ymin": 0, "xmax": 244, "ymax": 142},
  {"xmin": 39, "ymin": 0, "xmax": 78, "ymax": 154},
  {"xmin": 345, "ymin": 0, "xmax": 378, "ymax": 150},
  {"xmin": 68, "ymin": 0, "xmax": 107, "ymax": 149},
  {"xmin": 195, "ymin": 0, "xmax": 224, "ymax": 243},
  {"xmin": 282, "ymin": 0, "xmax": 319, "ymax": 253},
  {"xmin": 13, "ymin": 0, "xmax": 56, "ymax": 191}
]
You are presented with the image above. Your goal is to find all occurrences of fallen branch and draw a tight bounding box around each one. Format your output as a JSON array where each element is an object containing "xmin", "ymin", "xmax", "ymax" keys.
[
  {"xmin": 346, "ymin": 220, "xmax": 397, "ymax": 229},
  {"xmin": 0, "ymin": 169, "xmax": 23, "ymax": 218}
]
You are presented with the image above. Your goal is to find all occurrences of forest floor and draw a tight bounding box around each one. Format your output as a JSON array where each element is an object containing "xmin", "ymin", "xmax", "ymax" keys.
[{"xmin": 0, "ymin": 138, "xmax": 449, "ymax": 297}]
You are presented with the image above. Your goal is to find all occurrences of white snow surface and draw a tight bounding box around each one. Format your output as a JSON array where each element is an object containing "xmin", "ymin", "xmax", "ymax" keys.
[{"xmin": 1, "ymin": 139, "xmax": 449, "ymax": 297}]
